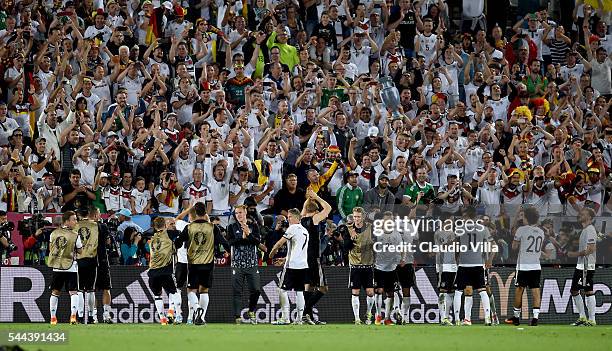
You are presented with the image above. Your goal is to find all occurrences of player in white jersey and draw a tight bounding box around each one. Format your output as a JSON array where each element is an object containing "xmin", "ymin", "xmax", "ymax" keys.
[
  {"xmin": 568, "ymin": 208, "xmax": 598, "ymax": 326},
  {"xmin": 372, "ymin": 211, "xmax": 402, "ymax": 326},
  {"xmin": 270, "ymin": 208, "xmax": 309, "ymax": 325},
  {"xmin": 414, "ymin": 18, "xmax": 438, "ymax": 65},
  {"xmin": 453, "ymin": 209, "xmax": 496, "ymax": 326},
  {"xmin": 507, "ymin": 206, "xmax": 544, "ymax": 326},
  {"xmin": 433, "ymin": 213, "xmax": 457, "ymax": 326}
]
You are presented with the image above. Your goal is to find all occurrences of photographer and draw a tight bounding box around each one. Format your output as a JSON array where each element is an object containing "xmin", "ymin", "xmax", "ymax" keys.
[
  {"xmin": 20, "ymin": 214, "xmax": 56, "ymax": 265},
  {"xmin": 321, "ymin": 221, "xmax": 346, "ymax": 266},
  {"xmin": 121, "ymin": 226, "xmax": 149, "ymax": 266},
  {"xmin": 0, "ymin": 211, "xmax": 17, "ymax": 264},
  {"xmin": 264, "ymin": 214, "xmax": 288, "ymax": 266},
  {"xmin": 155, "ymin": 171, "xmax": 184, "ymax": 215}
]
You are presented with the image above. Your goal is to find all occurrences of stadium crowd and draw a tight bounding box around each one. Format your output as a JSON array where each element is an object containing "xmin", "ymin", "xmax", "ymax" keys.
[{"xmin": 0, "ymin": 0, "xmax": 610, "ymax": 268}]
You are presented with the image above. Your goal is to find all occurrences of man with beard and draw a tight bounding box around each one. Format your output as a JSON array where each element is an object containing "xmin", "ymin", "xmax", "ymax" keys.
[
  {"xmin": 501, "ymin": 169, "xmax": 530, "ymax": 220},
  {"xmin": 364, "ymin": 174, "xmax": 395, "ymax": 215},
  {"xmin": 403, "ymin": 167, "xmax": 436, "ymax": 214}
]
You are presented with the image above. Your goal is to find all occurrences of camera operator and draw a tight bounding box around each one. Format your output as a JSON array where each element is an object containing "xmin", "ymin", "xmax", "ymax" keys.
[
  {"xmin": 321, "ymin": 221, "xmax": 346, "ymax": 266},
  {"xmin": 226, "ymin": 205, "xmax": 263, "ymax": 324},
  {"xmin": 264, "ymin": 215, "xmax": 288, "ymax": 266},
  {"xmin": 20, "ymin": 214, "xmax": 56, "ymax": 265},
  {"xmin": 0, "ymin": 210, "xmax": 17, "ymax": 264}
]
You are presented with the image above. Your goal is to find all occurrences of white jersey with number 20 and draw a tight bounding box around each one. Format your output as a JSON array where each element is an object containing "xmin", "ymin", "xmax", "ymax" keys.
[{"xmin": 514, "ymin": 225, "xmax": 545, "ymax": 271}]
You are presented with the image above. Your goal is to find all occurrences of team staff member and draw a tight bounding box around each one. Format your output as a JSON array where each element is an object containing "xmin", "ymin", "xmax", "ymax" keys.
[
  {"xmin": 226, "ymin": 205, "xmax": 262, "ymax": 324},
  {"xmin": 148, "ymin": 217, "xmax": 182, "ymax": 325},
  {"xmin": 175, "ymin": 202, "xmax": 230, "ymax": 326},
  {"xmin": 302, "ymin": 188, "xmax": 332, "ymax": 325},
  {"xmin": 48, "ymin": 211, "xmax": 82, "ymax": 325},
  {"xmin": 75, "ymin": 206, "xmax": 113, "ymax": 324},
  {"xmin": 344, "ymin": 207, "xmax": 376, "ymax": 325}
]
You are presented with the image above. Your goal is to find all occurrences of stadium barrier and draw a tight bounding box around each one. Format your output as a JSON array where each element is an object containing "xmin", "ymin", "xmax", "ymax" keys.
[{"xmin": 1, "ymin": 266, "xmax": 610, "ymax": 324}]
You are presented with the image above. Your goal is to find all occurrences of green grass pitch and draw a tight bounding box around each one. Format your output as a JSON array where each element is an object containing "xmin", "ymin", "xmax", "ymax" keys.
[{"xmin": 1, "ymin": 324, "xmax": 610, "ymax": 351}]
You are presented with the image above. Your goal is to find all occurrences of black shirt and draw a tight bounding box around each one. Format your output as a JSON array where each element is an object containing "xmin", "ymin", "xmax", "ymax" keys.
[
  {"xmin": 61, "ymin": 183, "xmax": 93, "ymax": 212},
  {"xmin": 302, "ymin": 216, "xmax": 320, "ymax": 259}
]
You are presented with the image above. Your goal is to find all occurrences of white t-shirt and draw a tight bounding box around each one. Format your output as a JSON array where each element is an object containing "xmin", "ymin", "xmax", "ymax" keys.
[
  {"xmin": 130, "ymin": 188, "xmax": 151, "ymax": 214},
  {"xmin": 514, "ymin": 225, "xmax": 545, "ymax": 271},
  {"xmin": 284, "ymin": 223, "xmax": 309, "ymax": 269},
  {"xmin": 577, "ymin": 224, "xmax": 597, "ymax": 271}
]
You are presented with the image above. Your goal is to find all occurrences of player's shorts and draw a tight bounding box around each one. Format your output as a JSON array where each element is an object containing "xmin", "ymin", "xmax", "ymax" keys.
[
  {"xmin": 349, "ymin": 266, "xmax": 374, "ymax": 290},
  {"xmin": 280, "ymin": 268, "xmax": 307, "ymax": 291},
  {"xmin": 50, "ymin": 271, "xmax": 79, "ymax": 292},
  {"xmin": 307, "ymin": 258, "xmax": 326, "ymax": 287},
  {"xmin": 396, "ymin": 264, "xmax": 416, "ymax": 289},
  {"xmin": 374, "ymin": 269, "xmax": 397, "ymax": 291},
  {"xmin": 515, "ymin": 270, "xmax": 541, "ymax": 289},
  {"xmin": 187, "ymin": 263, "xmax": 214, "ymax": 289},
  {"xmin": 148, "ymin": 265, "xmax": 177, "ymax": 296},
  {"xmin": 437, "ymin": 271, "xmax": 457, "ymax": 291},
  {"xmin": 175, "ymin": 262, "xmax": 188, "ymax": 288},
  {"xmin": 571, "ymin": 269, "xmax": 595, "ymax": 292},
  {"xmin": 95, "ymin": 264, "xmax": 112, "ymax": 290},
  {"xmin": 454, "ymin": 266, "xmax": 487, "ymax": 290},
  {"xmin": 77, "ymin": 259, "xmax": 97, "ymax": 291}
]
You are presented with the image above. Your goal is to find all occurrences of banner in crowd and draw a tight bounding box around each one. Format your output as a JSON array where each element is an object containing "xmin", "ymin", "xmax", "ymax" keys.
[{"xmin": 1, "ymin": 266, "xmax": 610, "ymax": 324}]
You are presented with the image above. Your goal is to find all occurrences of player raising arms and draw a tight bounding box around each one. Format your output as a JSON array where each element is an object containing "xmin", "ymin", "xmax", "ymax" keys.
[
  {"xmin": 147, "ymin": 217, "xmax": 182, "ymax": 325},
  {"xmin": 270, "ymin": 208, "xmax": 310, "ymax": 325},
  {"xmin": 568, "ymin": 208, "xmax": 598, "ymax": 326},
  {"xmin": 507, "ymin": 206, "xmax": 545, "ymax": 326},
  {"xmin": 453, "ymin": 208, "xmax": 496, "ymax": 326},
  {"xmin": 433, "ymin": 212, "xmax": 457, "ymax": 326},
  {"xmin": 175, "ymin": 202, "xmax": 230, "ymax": 326},
  {"xmin": 48, "ymin": 211, "xmax": 82, "ymax": 325},
  {"xmin": 302, "ymin": 188, "xmax": 332, "ymax": 325},
  {"xmin": 344, "ymin": 207, "xmax": 376, "ymax": 325}
]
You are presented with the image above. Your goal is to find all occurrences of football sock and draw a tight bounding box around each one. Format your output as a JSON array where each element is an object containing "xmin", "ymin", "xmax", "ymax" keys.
[
  {"xmin": 401, "ymin": 296, "xmax": 410, "ymax": 321},
  {"xmin": 489, "ymin": 292, "xmax": 497, "ymax": 316},
  {"xmin": 87, "ymin": 292, "xmax": 95, "ymax": 317},
  {"xmin": 464, "ymin": 295, "xmax": 473, "ymax": 321},
  {"xmin": 188, "ymin": 300, "xmax": 194, "ymax": 321},
  {"xmin": 479, "ymin": 291, "xmax": 491, "ymax": 321},
  {"xmin": 50, "ymin": 294, "xmax": 58, "ymax": 319},
  {"xmin": 188, "ymin": 291, "xmax": 200, "ymax": 311},
  {"xmin": 572, "ymin": 294, "xmax": 586, "ymax": 319},
  {"xmin": 154, "ymin": 297, "xmax": 165, "ymax": 319},
  {"xmin": 296, "ymin": 291, "xmax": 305, "ymax": 321},
  {"xmin": 438, "ymin": 293, "xmax": 446, "ymax": 320},
  {"xmin": 384, "ymin": 298, "xmax": 392, "ymax": 320},
  {"xmin": 513, "ymin": 307, "xmax": 521, "ymax": 318},
  {"xmin": 375, "ymin": 293, "xmax": 382, "ymax": 316},
  {"xmin": 171, "ymin": 293, "xmax": 182, "ymax": 318},
  {"xmin": 303, "ymin": 291, "xmax": 313, "ymax": 315},
  {"xmin": 70, "ymin": 294, "xmax": 79, "ymax": 316},
  {"xmin": 445, "ymin": 293, "xmax": 454, "ymax": 321},
  {"xmin": 453, "ymin": 291, "xmax": 462, "ymax": 322},
  {"xmin": 351, "ymin": 295, "xmax": 360, "ymax": 321},
  {"xmin": 533, "ymin": 308, "xmax": 540, "ymax": 319},
  {"xmin": 586, "ymin": 295, "xmax": 596, "ymax": 321},
  {"xmin": 393, "ymin": 291, "xmax": 401, "ymax": 310},
  {"xmin": 366, "ymin": 295, "xmax": 375, "ymax": 315},
  {"xmin": 103, "ymin": 304, "xmax": 111, "ymax": 320},
  {"xmin": 280, "ymin": 290, "xmax": 290, "ymax": 321},
  {"xmin": 77, "ymin": 292, "xmax": 84, "ymax": 317},
  {"xmin": 199, "ymin": 293, "xmax": 210, "ymax": 320},
  {"xmin": 309, "ymin": 291, "xmax": 324, "ymax": 314}
]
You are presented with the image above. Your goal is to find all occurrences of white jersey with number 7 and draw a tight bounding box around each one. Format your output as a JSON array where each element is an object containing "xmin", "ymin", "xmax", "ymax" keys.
[{"xmin": 283, "ymin": 223, "xmax": 310, "ymax": 269}]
